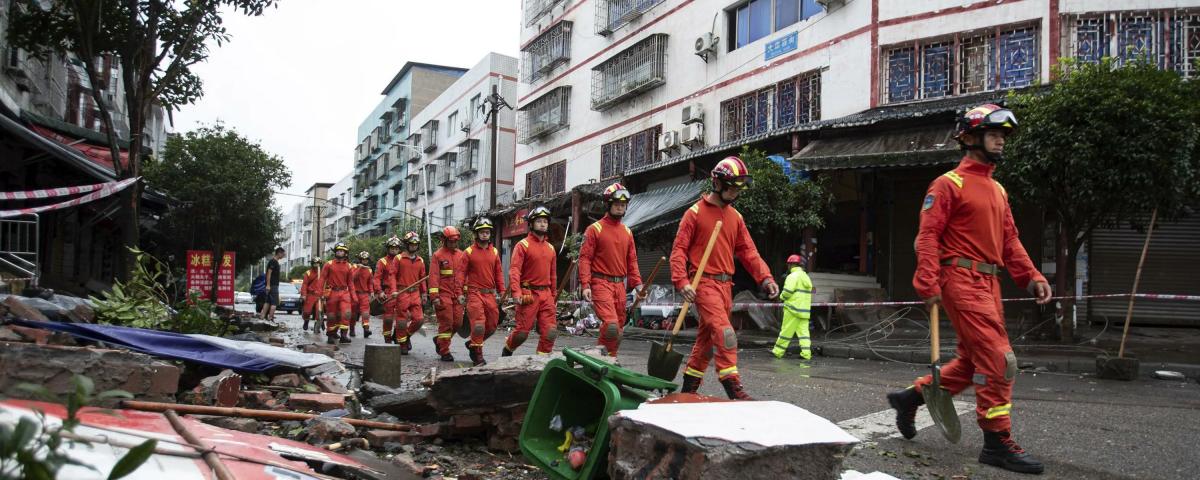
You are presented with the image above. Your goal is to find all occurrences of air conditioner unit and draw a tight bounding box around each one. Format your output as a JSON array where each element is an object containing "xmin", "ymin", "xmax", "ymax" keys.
[
  {"xmin": 694, "ymin": 32, "xmax": 719, "ymax": 60},
  {"xmin": 682, "ymin": 123, "xmax": 704, "ymax": 145},
  {"xmin": 460, "ymin": 119, "xmax": 471, "ymax": 133},
  {"xmin": 682, "ymin": 103, "xmax": 704, "ymax": 124},
  {"xmin": 658, "ymin": 131, "xmax": 680, "ymax": 151},
  {"xmin": 815, "ymin": 0, "xmax": 844, "ymax": 9}
]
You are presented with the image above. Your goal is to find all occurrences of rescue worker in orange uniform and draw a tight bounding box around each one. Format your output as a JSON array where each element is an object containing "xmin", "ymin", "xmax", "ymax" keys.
[
  {"xmin": 430, "ymin": 226, "xmax": 467, "ymax": 362},
  {"xmin": 502, "ymin": 206, "xmax": 558, "ymax": 356},
  {"xmin": 394, "ymin": 231, "xmax": 428, "ymax": 354},
  {"xmin": 350, "ymin": 251, "xmax": 374, "ymax": 338},
  {"xmin": 322, "ymin": 242, "xmax": 356, "ymax": 345},
  {"xmin": 464, "ymin": 218, "xmax": 505, "ymax": 366},
  {"xmin": 300, "ymin": 257, "xmax": 323, "ymax": 332},
  {"xmin": 671, "ymin": 156, "xmax": 779, "ymax": 400},
  {"xmin": 579, "ymin": 183, "xmax": 642, "ymax": 357},
  {"xmin": 887, "ymin": 104, "xmax": 1052, "ymax": 475},
  {"xmin": 375, "ymin": 236, "xmax": 403, "ymax": 344}
]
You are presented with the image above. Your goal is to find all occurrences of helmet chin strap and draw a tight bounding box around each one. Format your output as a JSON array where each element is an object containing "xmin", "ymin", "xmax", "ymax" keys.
[{"xmin": 963, "ymin": 143, "xmax": 1002, "ymax": 163}]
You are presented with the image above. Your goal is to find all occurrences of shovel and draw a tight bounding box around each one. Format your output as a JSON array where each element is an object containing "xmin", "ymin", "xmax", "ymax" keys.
[
  {"xmin": 647, "ymin": 221, "xmax": 722, "ymax": 381},
  {"xmin": 922, "ymin": 305, "xmax": 961, "ymax": 443}
]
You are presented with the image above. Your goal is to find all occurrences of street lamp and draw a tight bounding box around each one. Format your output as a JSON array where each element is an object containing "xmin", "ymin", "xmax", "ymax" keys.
[{"xmin": 393, "ymin": 142, "xmax": 434, "ymax": 258}]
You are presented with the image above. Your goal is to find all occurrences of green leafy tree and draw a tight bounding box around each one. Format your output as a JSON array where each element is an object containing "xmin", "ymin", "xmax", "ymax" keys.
[
  {"xmin": 1000, "ymin": 58, "xmax": 1200, "ymax": 340},
  {"xmin": 8, "ymin": 0, "xmax": 278, "ymax": 280},
  {"xmin": 144, "ymin": 123, "xmax": 291, "ymax": 302},
  {"xmin": 286, "ymin": 265, "xmax": 310, "ymax": 282}
]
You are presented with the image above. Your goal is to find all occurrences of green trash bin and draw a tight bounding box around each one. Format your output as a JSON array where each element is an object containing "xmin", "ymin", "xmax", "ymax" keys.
[{"xmin": 520, "ymin": 348, "xmax": 678, "ymax": 480}]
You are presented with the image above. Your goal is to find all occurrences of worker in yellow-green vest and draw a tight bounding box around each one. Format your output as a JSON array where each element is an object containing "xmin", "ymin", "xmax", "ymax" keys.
[{"xmin": 773, "ymin": 254, "xmax": 814, "ymax": 359}]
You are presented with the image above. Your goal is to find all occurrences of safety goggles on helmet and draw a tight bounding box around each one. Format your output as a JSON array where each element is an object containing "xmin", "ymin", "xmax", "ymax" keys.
[
  {"xmin": 525, "ymin": 206, "xmax": 551, "ymax": 221},
  {"xmin": 358, "ymin": 251, "xmax": 370, "ymax": 260},
  {"xmin": 310, "ymin": 258, "xmax": 322, "ymax": 265},
  {"xmin": 333, "ymin": 242, "xmax": 349, "ymax": 252},
  {"xmin": 957, "ymin": 104, "xmax": 1018, "ymax": 138},
  {"xmin": 403, "ymin": 232, "xmax": 420, "ymax": 244},
  {"xmin": 608, "ymin": 189, "xmax": 631, "ymax": 202},
  {"xmin": 385, "ymin": 236, "xmax": 402, "ymax": 247},
  {"xmin": 473, "ymin": 218, "xmax": 494, "ymax": 231}
]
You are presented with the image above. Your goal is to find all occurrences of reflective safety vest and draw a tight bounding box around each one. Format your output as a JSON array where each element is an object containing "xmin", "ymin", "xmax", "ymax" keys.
[{"xmin": 781, "ymin": 266, "xmax": 813, "ymax": 318}]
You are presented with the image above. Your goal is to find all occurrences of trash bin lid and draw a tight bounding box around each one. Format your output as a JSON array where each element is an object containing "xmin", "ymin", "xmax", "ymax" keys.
[{"xmin": 563, "ymin": 348, "xmax": 678, "ymax": 392}]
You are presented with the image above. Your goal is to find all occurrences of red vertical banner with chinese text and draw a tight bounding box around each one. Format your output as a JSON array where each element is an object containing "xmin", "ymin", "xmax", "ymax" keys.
[{"xmin": 185, "ymin": 250, "xmax": 236, "ymax": 307}]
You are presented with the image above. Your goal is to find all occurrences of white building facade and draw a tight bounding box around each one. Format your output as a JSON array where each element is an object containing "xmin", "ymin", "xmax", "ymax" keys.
[{"xmin": 323, "ymin": 172, "xmax": 355, "ymax": 246}]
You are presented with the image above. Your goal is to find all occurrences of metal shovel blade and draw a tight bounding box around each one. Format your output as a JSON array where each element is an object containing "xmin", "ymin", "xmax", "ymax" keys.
[
  {"xmin": 647, "ymin": 339, "xmax": 684, "ymax": 381},
  {"xmin": 922, "ymin": 367, "xmax": 962, "ymax": 444}
]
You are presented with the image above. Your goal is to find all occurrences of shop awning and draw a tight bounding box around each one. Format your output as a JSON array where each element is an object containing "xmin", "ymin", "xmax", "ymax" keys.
[
  {"xmin": 623, "ymin": 180, "xmax": 705, "ymax": 234},
  {"xmin": 0, "ymin": 111, "xmax": 116, "ymax": 181},
  {"xmin": 790, "ymin": 125, "xmax": 961, "ymax": 171}
]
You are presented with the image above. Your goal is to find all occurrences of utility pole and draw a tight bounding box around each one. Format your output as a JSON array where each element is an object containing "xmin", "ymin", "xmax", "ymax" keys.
[{"xmin": 483, "ymin": 83, "xmax": 511, "ymax": 210}]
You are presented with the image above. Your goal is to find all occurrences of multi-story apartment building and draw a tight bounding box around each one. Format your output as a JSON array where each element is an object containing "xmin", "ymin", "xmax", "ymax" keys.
[
  {"xmin": 514, "ymin": 0, "xmax": 1200, "ymax": 325},
  {"xmin": 403, "ymin": 53, "xmax": 519, "ymax": 233},
  {"xmin": 323, "ymin": 173, "xmax": 355, "ymax": 246},
  {"xmin": 351, "ymin": 62, "xmax": 468, "ymax": 237},
  {"xmin": 277, "ymin": 204, "xmax": 305, "ymax": 274}
]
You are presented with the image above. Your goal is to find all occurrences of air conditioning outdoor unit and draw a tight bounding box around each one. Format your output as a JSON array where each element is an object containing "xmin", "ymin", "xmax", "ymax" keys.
[
  {"xmin": 658, "ymin": 131, "xmax": 680, "ymax": 151},
  {"xmin": 682, "ymin": 123, "xmax": 704, "ymax": 145},
  {"xmin": 460, "ymin": 119, "xmax": 471, "ymax": 133},
  {"xmin": 682, "ymin": 103, "xmax": 704, "ymax": 124},
  {"xmin": 815, "ymin": 0, "xmax": 844, "ymax": 9},
  {"xmin": 694, "ymin": 32, "xmax": 718, "ymax": 60}
]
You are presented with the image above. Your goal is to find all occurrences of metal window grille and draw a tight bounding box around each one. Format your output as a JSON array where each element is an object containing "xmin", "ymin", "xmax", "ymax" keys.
[
  {"xmin": 1117, "ymin": 11, "xmax": 1163, "ymax": 66},
  {"xmin": 525, "ymin": 160, "xmax": 567, "ymax": 198},
  {"xmin": 525, "ymin": 0, "xmax": 561, "ymax": 27},
  {"xmin": 881, "ymin": 24, "xmax": 1038, "ymax": 104},
  {"xmin": 458, "ymin": 140, "xmax": 480, "ymax": 176},
  {"xmin": 425, "ymin": 165, "xmax": 437, "ymax": 192},
  {"xmin": 421, "ymin": 121, "xmax": 439, "ymax": 152},
  {"xmin": 591, "ymin": 34, "xmax": 668, "ymax": 110},
  {"xmin": 1069, "ymin": 10, "xmax": 1200, "ymax": 76},
  {"xmin": 959, "ymin": 32, "xmax": 992, "ymax": 94},
  {"xmin": 721, "ymin": 71, "xmax": 820, "ymax": 143},
  {"xmin": 439, "ymin": 153, "xmax": 457, "ymax": 186},
  {"xmin": 390, "ymin": 145, "xmax": 404, "ymax": 171},
  {"xmin": 595, "ymin": 0, "xmax": 665, "ymax": 36},
  {"xmin": 1174, "ymin": 13, "xmax": 1200, "ymax": 77},
  {"xmin": 885, "ymin": 46, "xmax": 917, "ymax": 103},
  {"xmin": 922, "ymin": 41, "xmax": 953, "ymax": 98},
  {"xmin": 997, "ymin": 26, "xmax": 1039, "ymax": 88},
  {"xmin": 466, "ymin": 196, "xmax": 477, "ymax": 217},
  {"xmin": 407, "ymin": 132, "xmax": 422, "ymax": 162},
  {"xmin": 600, "ymin": 125, "xmax": 661, "ymax": 179},
  {"xmin": 1072, "ymin": 16, "xmax": 1108, "ymax": 64},
  {"xmin": 519, "ymin": 86, "xmax": 571, "ymax": 144},
  {"xmin": 406, "ymin": 174, "xmax": 420, "ymax": 201},
  {"xmin": 522, "ymin": 21, "xmax": 572, "ymax": 84},
  {"xmin": 376, "ymin": 152, "xmax": 390, "ymax": 180}
]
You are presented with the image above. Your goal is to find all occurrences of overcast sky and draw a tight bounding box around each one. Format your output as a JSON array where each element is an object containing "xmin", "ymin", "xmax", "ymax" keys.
[{"xmin": 173, "ymin": 1, "xmax": 520, "ymax": 212}]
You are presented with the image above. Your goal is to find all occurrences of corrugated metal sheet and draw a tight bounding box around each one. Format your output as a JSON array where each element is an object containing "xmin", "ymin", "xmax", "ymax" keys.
[{"xmin": 1089, "ymin": 214, "xmax": 1200, "ymax": 327}]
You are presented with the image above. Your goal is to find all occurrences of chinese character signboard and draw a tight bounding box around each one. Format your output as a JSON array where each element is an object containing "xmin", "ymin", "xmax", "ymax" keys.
[
  {"xmin": 765, "ymin": 31, "xmax": 799, "ymax": 61},
  {"xmin": 186, "ymin": 250, "xmax": 236, "ymax": 306},
  {"xmin": 503, "ymin": 209, "xmax": 529, "ymax": 238}
]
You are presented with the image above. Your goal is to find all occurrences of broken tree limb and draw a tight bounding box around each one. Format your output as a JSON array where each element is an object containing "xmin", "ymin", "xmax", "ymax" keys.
[
  {"xmin": 124, "ymin": 400, "xmax": 415, "ymax": 431},
  {"xmin": 1118, "ymin": 207, "xmax": 1158, "ymax": 359},
  {"xmin": 165, "ymin": 409, "xmax": 236, "ymax": 480}
]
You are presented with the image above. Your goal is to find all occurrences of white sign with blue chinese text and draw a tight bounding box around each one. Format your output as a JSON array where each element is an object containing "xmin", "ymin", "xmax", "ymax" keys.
[{"xmin": 765, "ymin": 31, "xmax": 799, "ymax": 61}]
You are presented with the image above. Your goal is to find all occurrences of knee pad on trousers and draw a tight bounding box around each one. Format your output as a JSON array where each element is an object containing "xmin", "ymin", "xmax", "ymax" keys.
[
  {"xmin": 473, "ymin": 324, "xmax": 485, "ymax": 336},
  {"xmin": 546, "ymin": 329, "xmax": 558, "ymax": 341},
  {"xmin": 1004, "ymin": 351, "xmax": 1018, "ymax": 382},
  {"xmin": 722, "ymin": 327, "xmax": 737, "ymax": 350},
  {"xmin": 513, "ymin": 331, "xmax": 529, "ymax": 345}
]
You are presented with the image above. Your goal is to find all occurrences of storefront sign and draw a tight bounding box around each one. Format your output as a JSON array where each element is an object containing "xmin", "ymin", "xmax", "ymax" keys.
[
  {"xmin": 504, "ymin": 209, "xmax": 529, "ymax": 238},
  {"xmin": 185, "ymin": 250, "xmax": 236, "ymax": 306},
  {"xmin": 765, "ymin": 31, "xmax": 799, "ymax": 61}
]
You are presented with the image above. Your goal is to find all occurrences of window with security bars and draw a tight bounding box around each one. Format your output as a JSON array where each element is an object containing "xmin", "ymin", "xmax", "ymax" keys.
[
  {"xmin": 595, "ymin": 0, "xmax": 665, "ymax": 36},
  {"xmin": 1067, "ymin": 10, "xmax": 1200, "ymax": 78},
  {"xmin": 525, "ymin": 160, "xmax": 567, "ymax": 198},
  {"xmin": 439, "ymin": 153, "xmax": 457, "ymax": 186},
  {"xmin": 719, "ymin": 70, "xmax": 820, "ymax": 143},
  {"xmin": 458, "ymin": 140, "xmax": 480, "ymax": 176},
  {"xmin": 519, "ymin": 86, "xmax": 571, "ymax": 144},
  {"xmin": 881, "ymin": 24, "xmax": 1039, "ymax": 104},
  {"xmin": 522, "ymin": 21, "xmax": 572, "ymax": 84},
  {"xmin": 525, "ymin": 0, "xmax": 562, "ymax": 27},
  {"xmin": 466, "ymin": 196, "xmax": 477, "ymax": 217},
  {"xmin": 591, "ymin": 34, "xmax": 668, "ymax": 111},
  {"xmin": 600, "ymin": 125, "xmax": 661, "ymax": 180}
]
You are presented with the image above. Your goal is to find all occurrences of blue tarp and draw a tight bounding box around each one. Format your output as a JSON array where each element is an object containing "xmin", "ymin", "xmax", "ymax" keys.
[{"xmin": 8, "ymin": 319, "xmax": 333, "ymax": 373}]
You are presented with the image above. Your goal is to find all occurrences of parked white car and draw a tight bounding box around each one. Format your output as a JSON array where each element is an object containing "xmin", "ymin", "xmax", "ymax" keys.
[{"xmin": 235, "ymin": 291, "xmax": 252, "ymax": 304}]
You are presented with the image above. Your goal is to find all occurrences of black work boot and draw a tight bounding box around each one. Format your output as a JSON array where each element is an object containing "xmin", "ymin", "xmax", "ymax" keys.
[
  {"xmin": 349, "ymin": 325, "xmax": 356, "ymax": 337},
  {"xmin": 980, "ymin": 430, "xmax": 1044, "ymax": 474},
  {"xmin": 339, "ymin": 330, "xmax": 352, "ymax": 344},
  {"xmin": 887, "ymin": 387, "xmax": 926, "ymax": 440},
  {"xmin": 501, "ymin": 346, "xmax": 514, "ymax": 357},
  {"xmin": 363, "ymin": 327, "xmax": 372, "ymax": 338},
  {"xmin": 325, "ymin": 333, "xmax": 337, "ymax": 345},
  {"xmin": 470, "ymin": 346, "xmax": 486, "ymax": 367},
  {"xmin": 302, "ymin": 319, "xmax": 309, "ymax": 331},
  {"xmin": 399, "ymin": 338, "xmax": 411, "ymax": 355},
  {"xmin": 383, "ymin": 335, "xmax": 394, "ymax": 344},
  {"xmin": 440, "ymin": 353, "xmax": 455, "ymax": 362},
  {"xmin": 681, "ymin": 375, "xmax": 702, "ymax": 394},
  {"xmin": 719, "ymin": 375, "xmax": 754, "ymax": 401}
]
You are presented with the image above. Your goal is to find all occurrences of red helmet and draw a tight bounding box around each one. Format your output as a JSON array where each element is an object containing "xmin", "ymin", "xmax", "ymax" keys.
[
  {"xmin": 786, "ymin": 254, "xmax": 804, "ymax": 264},
  {"xmin": 712, "ymin": 156, "xmax": 752, "ymax": 188},
  {"xmin": 955, "ymin": 104, "xmax": 1017, "ymax": 141},
  {"xmin": 442, "ymin": 226, "xmax": 460, "ymax": 241},
  {"xmin": 602, "ymin": 182, "xmax": 631, "ymax": 203}
]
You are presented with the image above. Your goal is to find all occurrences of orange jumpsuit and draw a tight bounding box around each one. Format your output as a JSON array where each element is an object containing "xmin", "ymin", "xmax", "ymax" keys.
[
  {"xmin": 505, "ymin": 233, "xmax": 558, "ymax": 355},
  {"xmin": 430, "ymin": 247, "xmax": 467, "ymax": 356},
  {"xmin": 578, "ymin": 214, "xmax": 642, "ymax": 355},
  {"xmin": 913, "ymin": 157, "xmax": 1046, "ymax": 433},
  {"xmin": 374, "ymin": 255, "xmax": 401, "ymax": 340},
  {"xmin": 670, "ymin": 196, "xmax": 772, "ymax": 384},
  {"xmin": 301, "ymin": 268, "xmax": 323, "ymax": 319},
  {"xmin": 465, "ymin": 242, "xmax": 505, "ymax": 349},
  {"xmin": 321, "ymin": 259, "xmax": 355, "ymax": 334},
  {"xmin": 351, "ymin": 264, "xmax": 374, "ymax": 331},
  {"xmin": 394, "ymin": 253, "xmax": 428, "ymax": 345}
]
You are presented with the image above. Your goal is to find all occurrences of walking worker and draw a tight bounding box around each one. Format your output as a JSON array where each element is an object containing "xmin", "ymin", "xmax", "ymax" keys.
[
  {"xmin": 322, "ymin": 243, "xmax": 356, "ymax": 345},
  {"xmin": 670, "ymin": 156, "xmax": 779, "ymax": 400},
  {"xmin": 773, "ymin": 254, "xmax": 814, "ymax": 360},
  {"xmin": 464, "ymin": 217, "xmax": 504, "ymax": 366},
  {"xmin": 394, "ymin": 231, "xmax": 428, "ymax": 355},
  {"xmin": 300, "ymin": 257, "xmax": 324, "ymax": 332},
  {"xmin": 350, "ymin": 251, "xmax": 374, "ymax": 338},
  {"xmin": 887, "ymin": 104, "xmax": 1052, "ymax": 475},
  {"xmin": 259, "ymin": 246, "xmax": 285, "ymax": 321},
  {"xmin": 430, "ymin": 226, "xmax": 467, "ymax": 362},
  {"xmin": 579, "ymin": 182, "xmax": 642, "ymax": 357},
  {"xmin": 502, "ymin": 206, "xmax": 558, "ymax": 357},
  {"xmin": 375, "ymin": 236, "xmax": 403, "ymax": 344}
]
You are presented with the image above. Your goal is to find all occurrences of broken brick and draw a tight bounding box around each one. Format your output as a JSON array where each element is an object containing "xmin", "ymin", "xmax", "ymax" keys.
[
  {"xmin": 366, "ymin": 429, "xmax": 423, "ymax": 445},
  {"xmin": 0, "ymin": 344, "xmax": 178, "ymax": 406},
  {"xmin": 197, "ymin": 416, "xmax": 260, "ymax": 433},
  {"xmin": 3, "ymin": 296, "xmax": 49, "ymax": 322},
  {"xmin": 486, "ymin": 435, "xmax": 520, "ymax": 453},
  {"xmin": 313, "ymin": 375, "xmax": 349, "ymax": 395},
  {"xmin": 194, "ymin": 370, "xmax": 241, "ymax": 407},
  {"xmin": 418, "ymin": 422, "xmax": 444, "ymax": 437},
  {"xmin": 270, "ymin": 373, "xmax": 304, "ymax": 388},
  {"xmin": 7, "ymin": 325, "xmax": 49, "ymax": 345},
  {"xmin": 239, "ymin": 390, "xmax": 275, "ymax": 409},
  {"xmin": 287, "ymin": 393, "xmax": 345, "ymax": 412}
]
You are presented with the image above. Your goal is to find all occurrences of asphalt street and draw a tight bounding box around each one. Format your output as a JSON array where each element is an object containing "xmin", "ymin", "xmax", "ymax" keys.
[{"xmin": 248, "ymin": 305, "xmax": 1200, "ymax": 480}]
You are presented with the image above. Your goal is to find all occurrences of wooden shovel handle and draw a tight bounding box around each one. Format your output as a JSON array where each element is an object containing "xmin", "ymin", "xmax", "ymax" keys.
[
  {"xmin": 632, "ymin": 256, "xmax": 667, "ymax": 310},
  {"xmin": 669, "ymin": 221, "xmax": 723, "ymax": 348},
  {"xmin": 930, "ymin": 305, "xmax": 940, "ymax": 364}
]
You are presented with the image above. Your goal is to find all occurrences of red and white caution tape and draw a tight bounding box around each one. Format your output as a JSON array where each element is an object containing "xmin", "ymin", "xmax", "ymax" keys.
[
  {"xmin": 559, "ymin": 292, "xmax": 1200, "ymax": 309},
  {"xmin": 0, "ymin": 177, "xmax": 139, "ymax": 218},
  {"xmin": 0, "ymin": 179, "xmax": 130, "ymax": 201}
]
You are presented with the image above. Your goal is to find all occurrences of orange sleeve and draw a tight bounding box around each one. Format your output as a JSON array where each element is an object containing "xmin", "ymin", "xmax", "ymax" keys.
[
  {"xmin": 913, "ymin": 178, "xmax": 956, "ymax": 299},
  {"xmin": 550, "ymin": 245, "xmax": 558, "ymax": 294},
  {"xmin": 428, "ymin": 252, "xmax": 441, "ymax": 294},
  {"xmin": 578, "ymin": 225, "xmax": 597, "ymax": 286},
  {"xmin": 509, "ymin": 243, "xmax": 526, "ymax": 297},
  {"xmin": 733, "ymin": 214, "xmax": 773, "ymax": 285},
  {"xmin": 419, "ymin": 258, "xmax": 428, "ymax": 295},
  {"xmin": 1001, "ymin": 200, "xmax": 1046, "ymax": 290},
  {"xmin": 627, "ymin": 229, "xmax": 642, "ymax": 288},
  {"xmin": 670, "ymin": 208, "xmax": 697, "ymax": 290},
  {"xmin": 457, "ymin": 252, "xmax": 467, "ymax": 292},
  {"xmin": 494, "ymin": 250, "xmax": 505, "ymax": 292}
]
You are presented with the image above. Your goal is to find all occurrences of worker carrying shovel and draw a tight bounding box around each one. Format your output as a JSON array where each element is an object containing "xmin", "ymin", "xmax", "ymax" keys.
[
  {"xmin": 887, "ymin": 104, "xmax": 1052, "ymax": 475},
  {"xmin": 579, "ymin": 182, "xmax": 642, "ymax": 357},
  {"xmin": 670, "ymin": 156, "xmax": 778, "ymax": 400},
  {"xmin": 464, "ymin": 217, "xmax": 505, "ymax": 366}
]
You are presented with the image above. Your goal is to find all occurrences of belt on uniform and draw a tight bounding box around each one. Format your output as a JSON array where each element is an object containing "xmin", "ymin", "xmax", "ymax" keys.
[
  {"xmin": 702, "ymin": 272, "xmax": 734, "ymax": 282},
  {"xmin": 440, "ymin": 269, "xmax": 454, "ymax": 276},
  {"xmin": 329, "ymin": 287, "xmax": 348, "ymax": 292},
  {"xmin": 471, "ymin": 288, "xmax": 498, "ymax": 294},
  {"xmin": 594, "ymin": 274, "xmax": 625, "ymax": 283},
  {"xmin": 522, "ymin": 284, "xmax": 550, "ymax": 291},
  {"xmin": 942, "ymin": 257, "xmax": 1001, "ymax": 275},
  {"xmin": 403, "ymin": 287, "xmax": 418, "ymax": 293},
  {"xmin": 356, "ymin": 291, "xmax": 371, "ymax": 295}
]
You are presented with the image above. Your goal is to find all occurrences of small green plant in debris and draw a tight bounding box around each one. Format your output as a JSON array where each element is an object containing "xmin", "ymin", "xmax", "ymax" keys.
[
  {"xmin": 0, "ymin": 375, "xmax": 156, "ymax": 479},
  {"xmin": 90, "ymin": 248, "xmax": 227, "ymax": 335}
]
